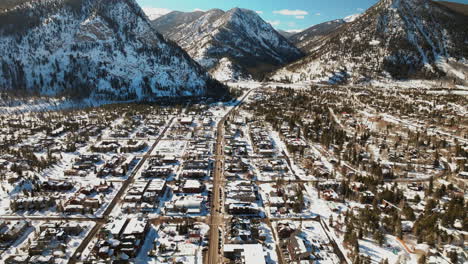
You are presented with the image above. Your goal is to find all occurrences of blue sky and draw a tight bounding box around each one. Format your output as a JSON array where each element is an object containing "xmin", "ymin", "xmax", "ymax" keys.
[{"xmin": 137, "ymin": 0, "xmax": 468, "ymax": 31}]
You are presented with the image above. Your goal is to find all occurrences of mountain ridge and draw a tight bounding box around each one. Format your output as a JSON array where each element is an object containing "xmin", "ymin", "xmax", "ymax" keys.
[
  {"xmin": 271, "ymin": 0, "xmax": 468, "ymax": 85},
  {"xmin": 289, "ymin": 19, "xmax": 346, "ymax": 52},
  {"xmin": 151, "ymin": 7, "xmax": 303, "ymax": 81},
  {"xmin": 0, "ymin": 0, "xmax": 225, "ymax": 100}
]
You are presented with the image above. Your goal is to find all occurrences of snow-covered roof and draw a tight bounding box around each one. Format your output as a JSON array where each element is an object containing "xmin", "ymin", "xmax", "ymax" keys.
[
  {"xmin": 123, "ymin": 218, "xmax": 147, "ymax": 235},
  {"xmin": 224, "ymin": 244, "xmax": 266, "ymax": 264}
]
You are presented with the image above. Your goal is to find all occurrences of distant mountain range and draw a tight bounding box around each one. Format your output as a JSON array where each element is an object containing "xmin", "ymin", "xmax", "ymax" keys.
[
  {"xmin": 288, "ymin": 19, "xmax": 346, "ymax": 52},
  {"xmin": 0, "ymin": 0, "xmax": 467, "ymax": 101},
  {"xmin": 0, "ymin": 0, "xmax": 224, "ymax": 100},
  {"xmin": 277, "ymin": 29, "xmax": 303, "ymax": 39},
  {"xmin": 272, "ymin": 0, "xmax": 468, "ymax": 85},
  {"xmin": 151, "ymin": 8, "xmax": 303, "ymax": 81}
]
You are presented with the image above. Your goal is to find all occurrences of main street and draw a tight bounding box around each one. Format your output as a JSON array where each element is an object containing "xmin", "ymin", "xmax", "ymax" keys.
[{"xmin": 207, "ymin": 88, "xmax": 257, "ymax": 264}]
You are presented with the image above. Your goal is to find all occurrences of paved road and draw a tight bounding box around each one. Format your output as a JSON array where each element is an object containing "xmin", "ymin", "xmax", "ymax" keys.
[
  {"xmin": 68, "ymin": 117, "xmax": 175, "ymax": 264},
  {"xmin": 207, "ymin": 89, "xmax": 257, "ymax": 264}
]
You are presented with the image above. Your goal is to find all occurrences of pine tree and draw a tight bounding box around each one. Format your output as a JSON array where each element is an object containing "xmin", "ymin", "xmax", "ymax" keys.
[
  {"xmin": 373, "ymin": 231, "xmax": 385, "ymax": 246},
  {"xmin": 427, "ymin": 177, "xmax": 433, "ymax": 195},
  {"xmin": 448, "ymin": 251, "xmax": 458, "ymax": 263}
]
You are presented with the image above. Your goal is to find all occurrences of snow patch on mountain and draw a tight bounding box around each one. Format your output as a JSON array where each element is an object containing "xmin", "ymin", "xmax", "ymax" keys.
[
  {"xmin": 142, "ymin": 7, "xmax": 172, "ymax": 20},
  {"xmin": 210, "ymin": 57, "xmax": 252, "ymax": 82},
  {"xmin": 343, "ymin": 14, "xmax": 362, "ymax": 22}
]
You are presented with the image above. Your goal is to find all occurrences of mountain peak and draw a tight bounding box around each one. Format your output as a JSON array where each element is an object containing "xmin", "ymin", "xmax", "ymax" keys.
[
  {"xmin": 206, "ymin": 8, "xmax": 225, "ymax": 14},
  {"xmin": 227, "ymin": 7, "xmax": 255, "ymax": 15},
  {"xmin": 224, "ymin": 7, "xmax": 262, "ymax": 22},
  {"xmin": 153, "ymin": 7, "xmax": 302, "ymax": 81},
  {"xmin": 343, "ymin": 14, "xmax": 361, "ymax": 22},
  {"xmin": 379, "ymin": 0, "xmax": 428, "ymax": 9},
  {"xmin": 223, "ymin": 7, "xmax": 264, "ymax": 24}
]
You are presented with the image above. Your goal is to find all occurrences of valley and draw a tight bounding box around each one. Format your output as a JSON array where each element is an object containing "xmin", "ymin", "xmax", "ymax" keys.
[
  {"xmin": 0, "ymin": 82, "xmax": 466, "ymax": 264},
  {"xmin": 0, "ymin": 0, "xmax": 466, "ymax": 263}
]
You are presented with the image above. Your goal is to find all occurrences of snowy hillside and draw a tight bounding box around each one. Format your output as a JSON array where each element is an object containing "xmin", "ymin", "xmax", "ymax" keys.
[
  {"xmin": 151, "ymin": 10, "xmax": 205, "ymax": 36},
  {"xmin": 0, "ymin": 0, "xmax": 222, "ymax": 100},
  {"xmin": 152, "ymin": 8, "xmax": 303, "ymax": 81},
  {"xmin": 272, "ymin": 0, "xmax": 468, "ymax": 85},
  {"xmin": 289, "ymin": 19, "xmax": 346, "ymax": 51}
]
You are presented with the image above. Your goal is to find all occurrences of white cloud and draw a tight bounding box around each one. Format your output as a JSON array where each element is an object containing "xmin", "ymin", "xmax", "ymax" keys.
[
  {"xmin": 315, "ymin": 12, "xmax": 321, "ymax": 16},
  {"xmin": 357, "ymin": 8, "xmax": 364, "ymax": 12},
  {"xmin": 295, "ymin": 16, "xmax": 305, "ymax": 19},
  {"xmin": 256, "ymin": 11, "xmax": 263, "ymax": 14},
  {"xmin": 273, "ymin": 9, "xmax": 308, "ymax": 16},
  {"xmin": 141, "ymin": 7, "xmax": 172, "ymax": 20},
  {"xmin": 194, "ymin": 8, "xmax": 206, "ymax": 12},
  {"xmin": 267, "ymin": 20, "xmax": 281, "ymax": 26}
]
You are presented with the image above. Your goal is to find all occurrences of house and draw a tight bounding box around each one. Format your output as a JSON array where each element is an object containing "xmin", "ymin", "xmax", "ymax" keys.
[
  {"xmin": 317, "ymin": 181, "xmax": 341, "ymax": 191},
  {"xmin": 180, "ymin": 117, "xmax": 194, "ymax": 125},
  {"xmin": 359, "ymin": 191, "xmax": 375, "ymax": 203},
  {"xmin": 162, "ymin": 155, "xmax": 178, "ymax": 164},
  {"xmin": 181, "ymin": 169, "xmax": 207, "ymax": 179},
  {"xmin": 224, "ymin": 244, "xmax": 266, "ymax": 264},
  {"xmin": 458, "ymin": 171, "xmax": 468, "ymax": 179},
  {"xmin": 0, "ymin": 221, "xmax": 31, "ymax": 242},
  {"xmin": 142, "ymin": 167, "xmax": 172, "ymax": 178},
  {"xmin": 84, "ymin": 198, "xmax": 101, "ymax": 209},
  {"xmin": 94, "ymin": 218, "xmax": 150, "ymax": 259},
  {"xmin": 29, "ymin": 255, "xmax": 54, "ymax": 264},
  {"xmin": 61, "ymin": 222, "xmax": 83, "ymax": 236},
  {"xmin": 169, "ymin": 196, "xmax": 205, "ymax": 215},
  {"xmin": 288, "ymin": 235, "xmax": 311, "ymax": 261},
  {"xmin": 64, "ymin": 205, "xmax": 86, "ymax": 214},
  {"xmin": 227, "ymin": 182, "xmax": 257, "ymax": 203},
  {"xmin": 228, "ymin": 203, "xmax": 260, "ymax": 216},
  {"xmin": 277, "ymin": 223, "xmax": 296, "ymax": 239},
  {"xmin": 92, "ymin": 141, "xmax": 120, "ymax": 153},
  {"xmin": 181, "ymin": 180, "xmax": 205, "ymax": 194},
  {"xmin": 76, "ymin": 154, "xmax": 101, "ymax": 163},
  {"xmin": 4, "ymin": 255, "xmax": 29, "ymax": 264},
  {"xmin": 226, "ymin": 159, "xmax": 249, "ymax": 173},
  {"xmin": 42, "ymin": 181, "xmax": 74, "ymax": 192},
  {"xmin": 98, "ymin": 155, "xmax": 132, "ymax": 178},
  {"xmin": 110, "ymin": 130, "xmax": 129, "ymax": 138},
  {"xmin": 107, "ymin": 218, "xmax": 128, "ymax": 238},
  {"xmin": 146, "ymin": 179, "xmax": 167, "ymax": 195},
  {"xmin": 184, "ymin": 160, "xmax": 210, "ymax": 170},
  {"xmin": 121, "ymin": 141, "xmax": 147, "ymax": 153},
  {"xmin": 10, "ymin": 197, "xmax": 56, "ymax": 212},
  {"xmin": 322, "ymin": 189, "xmax": 340, "ymax": 201}
]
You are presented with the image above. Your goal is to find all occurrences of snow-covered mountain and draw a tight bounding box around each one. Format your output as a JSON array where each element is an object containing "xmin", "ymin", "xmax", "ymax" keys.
[
  {"xmin": 289, "ymin": 13, "xmax": 364, "ymax": 52},
  {"xmin": 151, "ymin": 10, "xmax": 205, "ymax": 35},
  {"xmin": 343, "ymin": 13, "xmax": 362, "ymax": 23},
  {"xmin": 152, "ymin": 8, "xmax": 303, "ymax": 81},
  {"xmin": 141, "ymin": 7, "xmax": 172, "ymax": 20},
  {"xmin": 289, "ymin": 19, "xmax": 346, "ymax": 51},
  {"xmin": 0, "ymin": 0, "xmax": 223, "ymax": 100},
  {"xmin": 272, "ymin": 0, "xmax": 468, "ymax": 85},
  {"xmin": 277, "ymin": 29, "xmax": 303, "ymax": 39}
]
